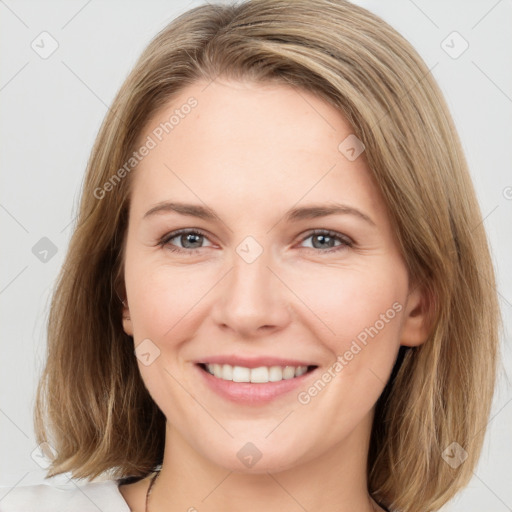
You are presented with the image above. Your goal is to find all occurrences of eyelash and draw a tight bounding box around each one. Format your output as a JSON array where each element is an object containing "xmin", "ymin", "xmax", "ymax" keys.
[{"xmin": 158, "ymin": 228, "xmax": 354, "ymax": 255}]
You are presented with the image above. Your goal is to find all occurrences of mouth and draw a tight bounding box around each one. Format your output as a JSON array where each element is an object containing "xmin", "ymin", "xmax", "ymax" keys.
[
  {"xmin": 195, "ymin": 361, "xmax": 319, "ymax": 405},
  {"xmin": 197, "ymin": 363, "xmax": 318, "ymax": 383}
]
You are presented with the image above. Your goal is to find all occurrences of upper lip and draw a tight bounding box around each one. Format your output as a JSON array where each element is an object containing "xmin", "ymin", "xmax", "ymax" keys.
[{"xmin": 195, "ymin": 355, "xmax": 317, "ymax": 369}]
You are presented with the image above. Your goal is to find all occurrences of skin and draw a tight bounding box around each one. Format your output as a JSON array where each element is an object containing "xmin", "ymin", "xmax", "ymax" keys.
[{"xmin": 119, "ymin": 78, "xmax": 429, "ymax": 512}]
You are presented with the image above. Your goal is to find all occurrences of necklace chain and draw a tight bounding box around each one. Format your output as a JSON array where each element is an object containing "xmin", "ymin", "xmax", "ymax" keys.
[{"xmin": 145, "ymin": 470, "xmax": 160, "ymax": 512}]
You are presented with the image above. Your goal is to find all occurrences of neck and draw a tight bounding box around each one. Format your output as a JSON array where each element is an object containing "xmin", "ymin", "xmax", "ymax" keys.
[{"xmin": 148, "ymin": 415, "xmax": 380, "ymax": 512}]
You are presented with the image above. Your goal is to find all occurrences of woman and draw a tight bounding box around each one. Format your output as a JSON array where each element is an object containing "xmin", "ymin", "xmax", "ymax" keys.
[{"xmin": 1, "ymin": 1, "xmax": 500, "ymax": 511}]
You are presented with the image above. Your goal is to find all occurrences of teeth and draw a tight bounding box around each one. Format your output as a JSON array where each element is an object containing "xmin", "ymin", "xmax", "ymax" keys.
[
  {"xmin": 282, "ymin": 366, "xmax": 295, "ymax": 379},
  {"xmin": 213, "ymin": 364, "xmax": 223, "ymax": 379},
  {"xmin": 203, "ymin": 363, "xmax": 310, "ymax": 383},
  {"xmin": 250, "ymin": 366, "xmax": 269, "ymax": 383},
  {"xmin": 269, "ymin": 366, "xmax": 283, "ymax": 382},
  {"xmin": 222, "ymin": 364, "xmax": 233, "ymax": 381},
  {"xmin": 295, "ymin": 366, "xmax": 308, "ymax": 377},
  {"xmin": 232, "ymin": 366, "xmax": 250, "ymax": 382}
]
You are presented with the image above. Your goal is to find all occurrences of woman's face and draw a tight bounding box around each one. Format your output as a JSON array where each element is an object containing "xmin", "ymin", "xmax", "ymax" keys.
[{"xmin": 122, "ymin": 78, "xmax": 427, "ymax": 473}]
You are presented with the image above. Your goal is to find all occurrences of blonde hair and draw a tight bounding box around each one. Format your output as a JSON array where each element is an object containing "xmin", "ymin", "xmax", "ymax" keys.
[{"xmin": 34, "ymin": 1, "xmax": 501, "ymax": 510}]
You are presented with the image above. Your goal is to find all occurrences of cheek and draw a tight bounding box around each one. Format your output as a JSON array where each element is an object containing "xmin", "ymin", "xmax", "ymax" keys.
[
  {"xmin": 286, "ymin": 262, "xmax": 407, "ymax": 405},
  {"xmin": 290, "ymin": 267, "xmax": 406, "ymax": 434},
  {"xmin": 124, "ymin": 250, "xmax": 216, "ymax": 342},
  {"xmin": 288, "ymin": 264, "xmax": 406, "ymax": 346}
]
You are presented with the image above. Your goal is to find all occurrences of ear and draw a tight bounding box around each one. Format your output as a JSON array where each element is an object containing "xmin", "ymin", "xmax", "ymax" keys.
[
  {"xmin": 122, "ymin": 298, "xmax": 134, "ymax": 336},
  {"xmin": 400, "ymin": 281, "xmax": 434, "ymax": 347}
]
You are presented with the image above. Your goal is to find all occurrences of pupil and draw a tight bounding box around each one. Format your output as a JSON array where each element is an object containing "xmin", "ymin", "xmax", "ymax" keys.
[
  {"xmin": 313, "ymin": 234, "xmax": 333, "ymax": 249},
  {"xmin": 183, "ymin": 233, "xmax": 202, "ymax": 248}
]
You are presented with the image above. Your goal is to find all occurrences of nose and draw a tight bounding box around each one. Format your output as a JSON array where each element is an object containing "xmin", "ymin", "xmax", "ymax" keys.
[{"xmin": 210, "ymin": 246, "xmax": 292, "ymax": 338}]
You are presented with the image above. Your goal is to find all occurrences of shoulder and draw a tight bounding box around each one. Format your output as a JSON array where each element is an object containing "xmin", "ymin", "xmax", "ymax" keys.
[{"xmin": 0, "ymin": 479, "xmax": 131, "ymax": 512}]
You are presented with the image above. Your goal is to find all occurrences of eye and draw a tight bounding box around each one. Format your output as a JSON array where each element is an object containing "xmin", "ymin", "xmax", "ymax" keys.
[
  {"xmin": 298, "ymin": 229, "xmax": 353, "ymax": 252},
  {"xmin": 158, "ymin": 228, "xmax": 353, "ymax": 255},
  {"xmin": 159, "ymin": 228, "xmax": 213, "ymax": 253}
]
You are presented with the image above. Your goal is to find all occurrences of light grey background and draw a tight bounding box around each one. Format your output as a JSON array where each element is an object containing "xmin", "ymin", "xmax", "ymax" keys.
[{"xmin": 1, "ymin": 1, "xmax": 511, "ymax": 510}]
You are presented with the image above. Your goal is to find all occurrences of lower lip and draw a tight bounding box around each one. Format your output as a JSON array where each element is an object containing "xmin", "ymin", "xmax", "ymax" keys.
[{"xmin": 196, "ymin": 364, "xmax": 317, "ymax": 405}]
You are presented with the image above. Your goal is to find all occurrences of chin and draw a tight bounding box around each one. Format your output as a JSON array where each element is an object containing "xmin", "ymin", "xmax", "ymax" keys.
[{"xmin": 200, "ymin": 439, "xmax": 309, "ymax": 475}]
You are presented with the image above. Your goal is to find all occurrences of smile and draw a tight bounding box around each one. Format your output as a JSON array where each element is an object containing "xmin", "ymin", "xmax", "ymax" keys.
[
  {"xmin": 200, "ymin": 363, "xmax": 317, "ymax": 383},
  {"xmin": 196, "ymin": 362, "xmax": 319, "ymax": 404}
]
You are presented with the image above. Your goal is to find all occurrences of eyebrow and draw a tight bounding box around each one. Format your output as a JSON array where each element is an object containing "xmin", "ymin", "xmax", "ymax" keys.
[{"xmin": 143, "ymin": 201, "xmax": 376, "ymax": 227}]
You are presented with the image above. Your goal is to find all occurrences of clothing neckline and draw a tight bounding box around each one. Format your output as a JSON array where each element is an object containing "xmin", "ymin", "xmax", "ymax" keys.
[{"xmin": 114, "ymin": 477, "xmax": 391, "ymax": 512}]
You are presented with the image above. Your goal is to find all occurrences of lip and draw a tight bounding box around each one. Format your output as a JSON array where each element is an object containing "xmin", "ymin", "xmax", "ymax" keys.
[
  {"xmin": 195, "ymin": 362, "xmax": 318, "ymax": 405},
  {"xmin": 194, "ymin": 355, "xmax": 317, "ymax": 369}
]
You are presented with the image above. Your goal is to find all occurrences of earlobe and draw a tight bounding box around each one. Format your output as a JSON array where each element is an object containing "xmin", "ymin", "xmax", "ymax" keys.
[
  {"xmin": 400, "ymin": 282, "xmax": 434, "ymax": 347},
  {"xmin": 122, "ymin": 299, "xmax": 134, "ymax": 336}
]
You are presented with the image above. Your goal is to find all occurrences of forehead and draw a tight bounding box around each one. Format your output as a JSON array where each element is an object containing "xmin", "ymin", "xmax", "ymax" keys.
[{"xmin": 129, "ymin": 78, "xmax": 386, "ymax": 223}]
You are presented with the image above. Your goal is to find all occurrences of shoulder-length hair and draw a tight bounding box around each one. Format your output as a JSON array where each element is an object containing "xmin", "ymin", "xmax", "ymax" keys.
[{"xmin": 34, "ymin": 1, "xmax": 501, "ymax": 510}]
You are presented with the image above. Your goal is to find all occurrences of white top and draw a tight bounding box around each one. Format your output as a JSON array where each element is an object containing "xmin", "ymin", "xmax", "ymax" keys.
[{"xmin": 0, "ymin": 479, "xmax": 131, "ymax": 512}]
